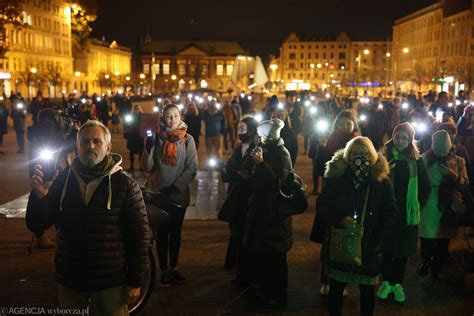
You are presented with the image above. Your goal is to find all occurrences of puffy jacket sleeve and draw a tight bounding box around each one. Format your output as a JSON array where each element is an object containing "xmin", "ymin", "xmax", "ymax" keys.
[
  {"xmin": 172, "ymin": 135, "xmax": 198, "ymax": 192},
  {"xmin": 122, "ymin": 179, "xmax": 151, "ymax": 288},
  {"xmin": 25, "ymin": 168, "xmax": 67, "ymax": 233},
  {"xmin": 417, "ymin": 157, "xmax": 431, "ymax": 209}
]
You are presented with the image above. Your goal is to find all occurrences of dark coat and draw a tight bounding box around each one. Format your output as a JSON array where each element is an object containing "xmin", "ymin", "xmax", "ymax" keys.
[
  {"xmin": 280, "ymin": 125, "xmax": 298, "ymax": 167},
  {"xmin": 244, "ymin": 138, "xmax": 293, "ymax": 254},
  {"xmin": 26, "ymin": 165, "xmax": 151, "ymax": 291},
  {"xmin": 0, "ymin": 105, "xmax": 9, "ymax": 135},
  {"xmin": 10, "ymin": 107, "xmax": 26, "ymax": 132},
  {"xmin": 184, "ymin": 112, "xmax": 202, "ymax": 140},
  {"xmin": 317, "ymin": 150, "xmax": 397, "ymax": 277},
  {"xmin": 382, "ymin": 149, "xmax": 431, "ymax": 258},
  {"xmin": 125, "ymin": 113, "xmax": 144, "ymax": 154}
]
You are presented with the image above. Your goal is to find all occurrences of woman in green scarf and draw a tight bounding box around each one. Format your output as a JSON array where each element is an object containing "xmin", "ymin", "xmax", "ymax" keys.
[{"xmin": 379, "ymin": 123, "xmax": 431, "ymax": 303}]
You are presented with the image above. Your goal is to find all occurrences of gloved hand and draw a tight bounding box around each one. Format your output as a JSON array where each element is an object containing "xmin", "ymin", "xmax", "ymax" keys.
[{"xmin": 160, "ymin": 185, "xmax": 178, "ymax": 196}]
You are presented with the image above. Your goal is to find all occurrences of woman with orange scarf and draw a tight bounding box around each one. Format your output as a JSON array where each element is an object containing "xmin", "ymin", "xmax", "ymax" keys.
[{"xmin": 141, "ymin": 104, "xmax": 198, "ymax": 288}]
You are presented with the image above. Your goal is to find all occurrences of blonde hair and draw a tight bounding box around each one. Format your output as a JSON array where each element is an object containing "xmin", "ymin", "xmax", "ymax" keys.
[{"xmin": 343, "ymin": 136, "xmax": 378, "ymax": 165}]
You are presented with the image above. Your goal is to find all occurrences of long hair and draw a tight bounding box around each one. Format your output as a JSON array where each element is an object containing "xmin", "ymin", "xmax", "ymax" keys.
[
  {"xmin": 330, "ymin": 110, "xmax": 359, "ymax": 135},
  {"xmin": 383, "ymin": 139, "xmax": 420, "ymax": 161},
  {"xmin": 343, "ymin": 136, "xmax": 378, "ymax": 165}
]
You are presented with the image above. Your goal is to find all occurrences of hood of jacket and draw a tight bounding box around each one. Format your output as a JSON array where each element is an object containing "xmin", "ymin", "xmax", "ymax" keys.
[
  {"xmin": 60, "ymin": 153, "xmax": 123, "ymax": 211},
  {"xmin": 324, "ymin": 149, "xmax": 389, "ymax": 182}
]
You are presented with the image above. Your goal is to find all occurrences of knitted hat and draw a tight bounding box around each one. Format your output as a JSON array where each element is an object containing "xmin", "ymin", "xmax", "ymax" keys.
[
  {"xmin": 257, "ymin": 119, "xmax": 284, "ymax": 141},
  {"xmin": 240, "ymin": 116, "xmax": 258, "ymax": 133},
  {"xmin": 392, "ymin": 122, "xmax": 415, "ymax": 142},
  {"xmin": 431, "ymin": 130, "xmax": 452, "ymax": 157}
]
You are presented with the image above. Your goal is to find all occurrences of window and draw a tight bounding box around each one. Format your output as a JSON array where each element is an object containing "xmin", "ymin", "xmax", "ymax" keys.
[
  {"xmin": 339, "ymin": 52, "xmax": 346, "ymax": 59},
  {"xmin": 217, "ymin": 64, "xmax": 224, "ymax": 76},
  {"xmin": 300, "ymin": 62, "xmax": 304, "ymax": 68},
  {"xmin": 226, "ymin": 64, "xmax": 233, "ymax": 76},
  {"xmin": 301, "ymin": 53, "xmax": 304, "ymax": 59},
  {"xmin": 178, "ymin": 64, "xmax": 186, "ymax": 75},
  {"xmin": 163, "ymin": 64, "xmax": 170, "ymax": 75},
  {"xmin": 289, "ymin": 53, "xmax": 296, "ymax": 59},
  {"xmin": 330, "ymin": 53, "xmax": 334, "ymax": 59},
  {"xmin": 289, "ymin": 63, "xmax": 295, "ymax": 69},
  {"xmin": 308, "ymin": 53, "xmax": 311, "ymax": 58},
  {"xmin": 316, "ymin": 53, "xmax": 319, "ymax": 59}
]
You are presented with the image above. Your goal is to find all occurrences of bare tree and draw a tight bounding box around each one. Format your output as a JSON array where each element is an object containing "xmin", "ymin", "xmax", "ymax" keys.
[{"xmin": 44, "ymin": 63, "xmax": 65, "ymax": 98}]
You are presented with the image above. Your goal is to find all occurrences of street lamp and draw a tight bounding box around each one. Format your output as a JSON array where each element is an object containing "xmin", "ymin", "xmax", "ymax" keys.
[
  {"xmin": 139, "ymin": 73, "xmax": 146, "ymax": 79},
  {"xmin": 363, "ymin": 49, "xmax": 370, "ymax": 55},
  {"xmin": 403, "ymin": 47, "xmax": 409, "ymax": 54},
  {"xmin": 114, "ymin": 70, "xmax": 120, "ymax": 76},
  {"xmin": 125, "ymin": 76, "xmax": 130, "ymax": 81},
  {"xmin": 316, "ymin": 63, "xmax": 322, "ymax": 69},
  {"xmin": 171, "ymin": 75, "xmax": 177, "ymax": 80},
  {"xmin": 30, "ymin": 67, "xmax": 37, "ymax": 74},
  {"xmin": 310, "ymin": 63, "xmax": 315, "ymax": 69},
  {"xmin": 74, "ymin": 71, "xmax": 81, "ymax": 77},
  {"xmin": 104, "ymin": 74, "xmax": 110, "ymax": 79},
  {"xmin": 386, "ymin": 52, "xmax": 391, "ymax": 57}
]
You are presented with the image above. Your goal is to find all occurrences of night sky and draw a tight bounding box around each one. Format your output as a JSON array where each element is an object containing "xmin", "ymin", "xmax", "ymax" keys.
[{"xmin": 91, "ymin": 0, "xmax": 437, "ymax": 61}]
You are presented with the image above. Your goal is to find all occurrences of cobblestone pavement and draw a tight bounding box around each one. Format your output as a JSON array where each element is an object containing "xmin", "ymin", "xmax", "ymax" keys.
[{"xmin": 0, "ymin": 125, "xmax": 473, "ymax": 315}]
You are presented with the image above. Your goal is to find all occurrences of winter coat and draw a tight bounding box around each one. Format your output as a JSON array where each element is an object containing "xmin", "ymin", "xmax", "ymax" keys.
[
  {"xmin": 243, "ymin": 138, "xmax": 293, "ymax": 254},
  {"xmin": 318, "ymin": 150, "xmax": 397, "ymax": 277},
  {"xmin": 420, "ymin": 151, "xmax": 469, "ymax": 239},
  {"xmin": 141, "ymin": 124, "xmax": 198, "ymax": 207},
  {"xmin": 0, "ymin": 105, "xmax": 9, "ymax": 135},
  {"xmin": 202, "ymin": 110, "xmax": 226, "ymax": 137},
  {"xmin": 10, "ymin": 107, "xmax": 26, "ymax": 132},
  {"xmin": 124, "ymin": 113, "xmax": 144, "ymax": 154},
  {"xmin": 382, "ymin": 150, "xmax": 431, "ymax": 258},
  {"xmin": 280, "ymin": 125, "xmax": 298, "ymax": 167},
  {"xmin": 25, "ymin": 154, "xmax": 151, "ymax": 291},
  {"xmin": 183, "ymin": 111, "xmax": 202, "ymax": 140},
  {"xmin": 363, "ymin": 108, "xmax": 390, "ymax": 150},
  {"xmin": 289, "ymin": 103, "xmax": 303, "ymax": 135}
]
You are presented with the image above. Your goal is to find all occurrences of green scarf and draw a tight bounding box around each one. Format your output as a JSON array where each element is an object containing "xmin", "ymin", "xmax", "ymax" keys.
[
  {"xmin": 72, "ymin": 155, "xmax": 116, "ymax": 183},
  {"xmin": 391, "ymin": 147, "xmax": 420, "ymax": 226}
]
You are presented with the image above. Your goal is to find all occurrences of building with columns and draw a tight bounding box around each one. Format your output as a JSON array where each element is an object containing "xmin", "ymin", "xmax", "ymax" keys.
[
  {"xmin": 270, "ymin": 32, "xmax": 390, "ymax": 95},
  {"xmin": 1, "ymin": 0, "xmax": 73, "ymax": 99},
  {"xmin": 134, "ymin": 35, "xmax": 248, "ymax": 94}
]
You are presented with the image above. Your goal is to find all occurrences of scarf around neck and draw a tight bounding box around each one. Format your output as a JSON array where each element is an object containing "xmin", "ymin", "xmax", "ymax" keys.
[
  {"xmin": 391, "ymin": 147, "xmax": 420, "ymax": 225},
  {"xmin": 159, "ymin": 123, "xmax": 187, "ymax": 166}
]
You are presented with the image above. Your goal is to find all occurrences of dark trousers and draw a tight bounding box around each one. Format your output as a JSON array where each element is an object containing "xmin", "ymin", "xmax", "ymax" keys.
[
  {"xmin": 155, "ymin": 205, "xmax": 187, "ymax": 271},
  {"xmin": 329, "ymin": 279, "xmax": 375, "ymax": 316},
  {"xmin": 223, "ymin": 126, "xmax": 235, "ymax": 151},
  {"xmin": 0, "ymin": 133, "xmax": 4, "ymax": 146},
  {"xmin": 320, "ymin": 262, "xmax": 329, "ymax": 284},
  {"xmin": 225, "ymin": 221, "xmax": 252, "ymax": 283},
  {"xmin": 255, "ymin": 251, "xmax": 288, "ymax": 300},
  {"xmin": 15, "ymin": 129, "xmax": 24, "ymax": 151},
  {"xmin": 128, "ymin": 151, "xmax": 142, "ymax": 169},
  {"xmin": 382, "ymin": 256, "xmax": 408, "ymax": 285},
  {"xmin": 420, "ymin": 238, "xmax": 450, "ymax": 276}
]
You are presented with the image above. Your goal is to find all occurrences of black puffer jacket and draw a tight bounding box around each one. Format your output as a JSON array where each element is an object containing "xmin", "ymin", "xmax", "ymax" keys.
[
  {"xmin": 26, "ymin": 162, "xmax": 150, "ymax": 291},
  {"xmin": 244, "ymin": 138, "xmax": 293, "ymax": 254}
]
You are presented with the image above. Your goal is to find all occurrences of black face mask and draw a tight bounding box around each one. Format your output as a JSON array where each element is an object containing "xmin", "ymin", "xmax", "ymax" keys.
[{"xmin": 239, "ymin": 134, "xmax": 250, "ymax": 143}]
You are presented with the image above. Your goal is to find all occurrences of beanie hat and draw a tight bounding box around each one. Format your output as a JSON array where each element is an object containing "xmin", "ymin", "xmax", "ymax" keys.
[
  {"xmin": 240, "ymin": 115, "xmax": 258, "ymax": 133},
  {"xmin": 392, "ymin": 122, "xmax": 415, "ymax": 142},
  {"xmin": 257, "ymin": 119, "xmax": 284, "ymax": 141},
  {"xmin": 431, "ymin": 130, "xmax": 452, "ymax": 157},
  {"xmin": 269, "ymin": 95, "xmax": 280, "ymax": 108}
]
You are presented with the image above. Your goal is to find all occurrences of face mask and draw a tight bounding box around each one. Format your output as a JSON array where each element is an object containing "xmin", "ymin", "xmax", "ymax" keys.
[
  {"xmin": 239, "ymin": 134, "xmax": 250, "ymax": 143},
  {"xmin": 350, "ymin": 156, "xmax": 371, "ymax": 188},
  {"xmin": 254, "ymin": 135, "xmax": 262, "ymax": 146}
]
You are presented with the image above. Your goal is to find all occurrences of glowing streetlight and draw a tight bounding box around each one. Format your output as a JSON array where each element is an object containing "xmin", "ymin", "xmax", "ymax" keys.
[
  {"xmin": 30, "ymin": 67, "xmax": 37, "ymax": 74},
  {"xmin": 114, "ymin": 70, "xmax": 120, "ymax": 76},
  {"xmin": 316, "ymin": 63, "xmax": 322, "ymax": 69},
  {"xmin": 363, "ymin": 49, "xmax": 370, "ymax": 55},
  {"xmin": 125, "ymin": 76, "xmax": 130, "ymax": 81},
  {"xmin": 74, "ymin": 71, "xmax": 81, "ymax": 77},
  {"xmin": 310, "ymin": 63, "xmax": 315, "ymax": 69},
  {"xmin": 139, "ymin": 73, "xmax": 145, "ymax": 79},
  {"xmin": 386, "ymin": 52, "xmax": 391, "ymax": 57},
  {"xmin": 104, "ymin": 74, "xmax": 110, "ymax": 79},
  {"xmin": 171, "ymin": 75, "xmax": 177, "ymax": 80},
  {"xmin": 270, "ymin": 64, "xmax": 278, "ymax": 70},
  {"xmin": 403, "ymin": 47, "xmax": 409, "ymax": 54}
]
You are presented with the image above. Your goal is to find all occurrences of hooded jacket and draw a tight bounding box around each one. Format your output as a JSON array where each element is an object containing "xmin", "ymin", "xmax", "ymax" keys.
[
  {"xmin": 243, "ymin": 138, "xmax": 293, "ymax": 254},
  {"xmin": 317, "ymin": 150, "xmax": 397, "ymax": 277},
  {"xmin": 26, "ymin": 154, "xmax": 151, "ymax": 291}
]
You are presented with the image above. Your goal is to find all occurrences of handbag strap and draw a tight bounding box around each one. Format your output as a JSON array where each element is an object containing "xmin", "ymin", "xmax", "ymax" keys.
[{"xmin": 359, "ymin": 185, "xmax": 371, "ymax": 226}]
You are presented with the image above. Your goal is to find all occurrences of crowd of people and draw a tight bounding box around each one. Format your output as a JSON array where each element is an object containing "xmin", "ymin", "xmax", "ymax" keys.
[{"xmin": 0, "ymin": 86, "xmax": 473, "ymax": 315}]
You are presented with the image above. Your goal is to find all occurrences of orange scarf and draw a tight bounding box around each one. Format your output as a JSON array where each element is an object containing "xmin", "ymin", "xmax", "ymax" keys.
[{"xmin": 159, "ymin": 129, "xmax": 187, "ymax": 166}]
